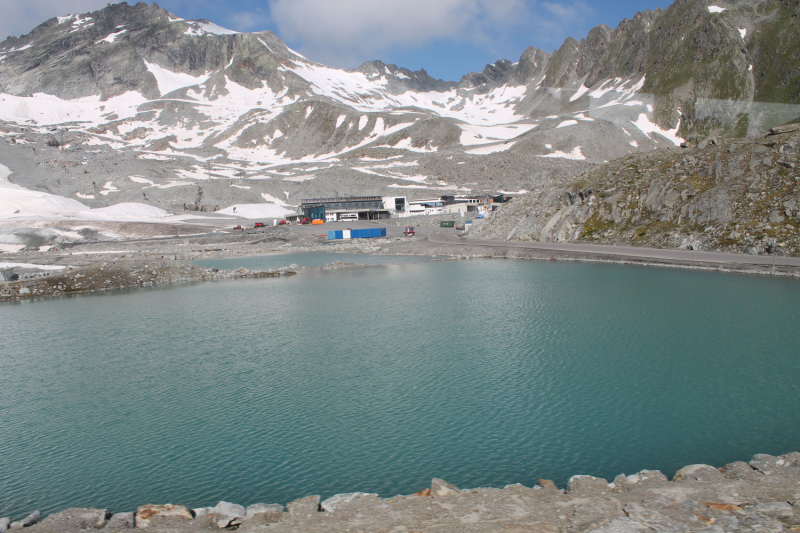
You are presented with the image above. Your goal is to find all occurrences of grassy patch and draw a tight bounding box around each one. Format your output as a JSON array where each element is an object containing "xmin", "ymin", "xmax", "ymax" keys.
[
  {"xmin": 631, "ymin": 220, "xmax": 678, "ymax": 243},
  {"xmin": 685, "ymin": 172, "xmax": 716, "ymax": 194},
  {"xmin": 580, "ymin": 212, "xmax": 615, "ymax": 239},
  {"xmin": 733, "ymin": 113, "xmax": 750, "ymax": 139}
]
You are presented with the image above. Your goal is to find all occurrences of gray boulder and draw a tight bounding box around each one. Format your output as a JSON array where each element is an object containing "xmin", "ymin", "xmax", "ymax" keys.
[
  {"xmin": 750, "ymin": 454, "xmax": 788, "ymax": 475},
  {"xmin": 244, "ymin": 503, "xmax": 283, "ymax": 519},
  {"xmin": 0, "ymin": 518, "xmax": 9, "ymax": 533},
  {"xmin": 40, "ymin": 509, "xmax": 108, "ymax": 529},
  {"xmin": 320, "ymin": 493, "xmax": 379, "ymax": 513},
  {"xmin": 617, "ymin": 470, "xmax": 668, "ymax": 489},
  {"xmin": 673, "ymin": 464, "xmax": 723, "ymax": 482},
  {"xmin": 770, "ymin": 124, "xmax": 800, "ymax": 135},
  {"xmin": 287, "ymin": 496, "xmax": 320, "ymax": 516},
  {"xmin": 753, "ymin": 502, "xmax": 793, "ymax": 520},
  {"xmin": 207, "ymin": 501, "xmax": 245, "ymax": 528},
  {"xmin": 623, "ymin": 502, "xmax": 688, "ymax": 533},
  {"xmin": 106, "ymin": 512, "xmax": 135, "ymax": 529},
  {"xmin": 567, "ymin": 475, "xmax": 611, "ymax": 495},
  {"xmin": 431, "ymin": 478, "xmax": 461, "ymax": 498},
  {"xmin": 243, "ymin": 504, "xmax": 284, "ymax": 524},
  {"xmin": 769, "ymin": 210, "xmax": 785, "ymax": 224},
  {"xmin": 720, "ymin": 461, "xmax": 760, "ymax": 480},
  {"xmin": 191, "ymin": 508, "xmax": 210, "ymax": 518},
  {"xmin": 21, "ymin": 512, "xmax": 40, "ymax": 528},
  {"xmin": 134, "ymin": 504, "xmax": 192, "ymax": 528},
  {"xmin": 738, "ymin": 510, "xmax": 785, "ymax": 533}
]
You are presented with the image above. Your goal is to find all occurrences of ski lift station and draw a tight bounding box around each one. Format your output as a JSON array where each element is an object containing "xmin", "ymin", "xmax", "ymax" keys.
[{"xmin": 286, "ymin": 195, "xmax": 509, "ymax": 223}]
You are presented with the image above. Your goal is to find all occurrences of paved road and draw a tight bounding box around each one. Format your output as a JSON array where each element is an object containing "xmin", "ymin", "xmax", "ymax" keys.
[{"xmin": 428, "ymin": 233, "xmax": 800, "ymax": 268}]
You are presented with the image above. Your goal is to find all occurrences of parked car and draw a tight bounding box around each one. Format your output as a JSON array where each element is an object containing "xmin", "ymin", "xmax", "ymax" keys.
[
  {"xmin": 404, "ymin": 226, "xmax": 415, "ymax": 236},
  {"xmin": 279, "ymin": 220, "xmax": 288, "ymax": 225},
  {"xmin": 300, "ymin": 218, "xmax": 311, "ymax": 224},
  {"xmin": 254, "ymin": 222, "xmax": 265, "ymax": 227},
  {"xmin": 233, "ymin": 225, "xmax": 242, "ymax": 230}
]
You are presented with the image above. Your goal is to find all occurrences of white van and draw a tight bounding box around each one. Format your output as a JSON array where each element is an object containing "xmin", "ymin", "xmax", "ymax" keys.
[{"xmin": 339, "ymin": 213, "xmax": 359, "ymax": 221}]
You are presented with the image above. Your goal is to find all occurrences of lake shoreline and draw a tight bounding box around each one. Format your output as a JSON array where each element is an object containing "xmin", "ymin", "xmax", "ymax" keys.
[
  {"xmin": 2, "ymin": 228, "xmax": 800, "ymax": 302},
  {"xmin": 4, "ymin": 452, "xmax": 799, "ymax": 533}
]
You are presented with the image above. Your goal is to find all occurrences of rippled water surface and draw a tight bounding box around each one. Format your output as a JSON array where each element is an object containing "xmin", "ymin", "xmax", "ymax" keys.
[{"xmin": 1, "ymin": 260, "xmax": 800, "ymax": 517}]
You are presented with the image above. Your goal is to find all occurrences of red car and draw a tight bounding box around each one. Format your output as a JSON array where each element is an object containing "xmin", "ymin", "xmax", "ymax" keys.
[
  {"xmin": 404, "ymin": 226, "xmax": 415, "ymax": 236},
  {"xmin": 254, "ymin": 222, "xmax": 265, "ymax": 228},
  {"xmin": 300, "ymin": 218, "xmax": 311, "ymax": 224},
  {"xmin": 233, "ymin": 225, "xmax": 242, "ymax": 230}
]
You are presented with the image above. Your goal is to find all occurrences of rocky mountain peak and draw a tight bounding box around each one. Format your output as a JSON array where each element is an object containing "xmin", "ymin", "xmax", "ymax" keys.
[
  {"xmin": 0, "ymin": 1, "xmax": 312, "ymax": 100},
  {"xmin": 355, "ymin": 60, "xmax": 455, "ymax": 94}
]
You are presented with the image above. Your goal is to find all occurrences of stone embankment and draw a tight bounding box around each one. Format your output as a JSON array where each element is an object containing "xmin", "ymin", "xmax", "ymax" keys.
[
  {"xmin": 3, "ymin": 453, "xmax": 800, "ymax": 533},
  {"xmin": 0, "ymin": 260, "xmax": 297, "ymax": 301}
]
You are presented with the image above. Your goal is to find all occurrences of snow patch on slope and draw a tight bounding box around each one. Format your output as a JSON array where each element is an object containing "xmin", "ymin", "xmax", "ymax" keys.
[
  {"xmin": 466, "ymin": 143, "xmax": 515, "ymax": 155},
  {"xmin": 144, "ymin": 61, "xmax": 210, "ymax": 96},
  {"xmin": 540, "ymin": 147, "xmax": 585, "ymax": 161},
  {"xmin": 0, "ymin": 262, "xmax": 66, "ymax": 270},
  {"xmin": 459, "ymin": 124, "xmax": 536, "ymax": 146},
  {"xmin": 570, "ymin": 84, "xmax": 590, "ymax": 102},
  {"xmin": 283, "ymin": 60, "xmax": 527, "ymax": 125},
  {"xmin": 632, "ymin": 114, "xmax": 682, "ymax": 146},
  {"xmin": 0, "ymin": 91, "xmax": 146, "ymax": 126},
  {"xmin": 99, "ymin": 30, "xmax": 127, "ymax": 44},
  {"xmin": 0, "ymin": 163, "xmax": 91, "ymax": 218},
  {"xmin": 89, "ymin": 203, "xmax": 171, "ymax": 219},
  {"xmin": 185, "ymin": 21, "xmax": 239, "ymax": 36}
]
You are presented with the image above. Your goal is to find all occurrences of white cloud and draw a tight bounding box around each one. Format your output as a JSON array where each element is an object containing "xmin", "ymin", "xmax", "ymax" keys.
[
  {"xmin": 0, "ymin": 0, "xmax": 110, "ymax": 40},
  {"xmin": 268, "ymin": 0, "xmax": 524, "ymax": 69}
]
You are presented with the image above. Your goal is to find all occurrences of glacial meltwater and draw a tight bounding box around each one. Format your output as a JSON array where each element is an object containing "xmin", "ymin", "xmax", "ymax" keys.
[{"xmin": 1, "ymin": 257, "xmax": 800, "ymax": 517}]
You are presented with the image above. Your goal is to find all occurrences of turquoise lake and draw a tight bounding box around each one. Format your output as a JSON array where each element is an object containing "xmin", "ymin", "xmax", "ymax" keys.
[{"xmin": 1, "ymin": 256, "xmax": 799, "ymax": 517}]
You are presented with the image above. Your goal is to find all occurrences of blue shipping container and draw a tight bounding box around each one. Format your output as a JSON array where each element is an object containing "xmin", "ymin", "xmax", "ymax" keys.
[{"xmin": 329, "ymin": 228, "xmax": 387, "ymax": 240}]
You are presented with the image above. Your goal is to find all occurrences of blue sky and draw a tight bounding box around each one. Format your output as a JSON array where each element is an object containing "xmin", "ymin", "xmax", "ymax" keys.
[{"xmin": 6, "ymin": 0, "xmax": 674, "ymax": 81}]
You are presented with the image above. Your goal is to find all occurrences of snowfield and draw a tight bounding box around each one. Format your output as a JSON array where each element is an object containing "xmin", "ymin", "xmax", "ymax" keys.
[
  {"xmin": 0, "ymin": 19, "xmax": 689, "ymax": 226},
  {"xmin": 217, "ymin": 204, "xmax": 295, "ymax": 218}
]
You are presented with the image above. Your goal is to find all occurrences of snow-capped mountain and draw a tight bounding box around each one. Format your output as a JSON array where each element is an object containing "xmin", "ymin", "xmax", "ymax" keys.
[{"xmin": 0, "ymin": 0, "xmax": 795, "ymax": 214}]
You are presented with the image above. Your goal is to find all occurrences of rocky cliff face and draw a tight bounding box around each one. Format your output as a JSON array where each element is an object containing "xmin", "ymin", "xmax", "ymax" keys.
[
  {"xmin": 535, "ymin": 0, "xmax": 800, "ymax": 137},
  {"xmin": 474, "ymin": 125, "xmax": 800, "ymax": 256}
]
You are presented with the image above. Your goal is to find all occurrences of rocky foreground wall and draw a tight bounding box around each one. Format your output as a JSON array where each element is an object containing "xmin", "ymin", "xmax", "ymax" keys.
[{"xmin": 3, "ymin": 452, "xmax": 800, "ymax": 533}]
